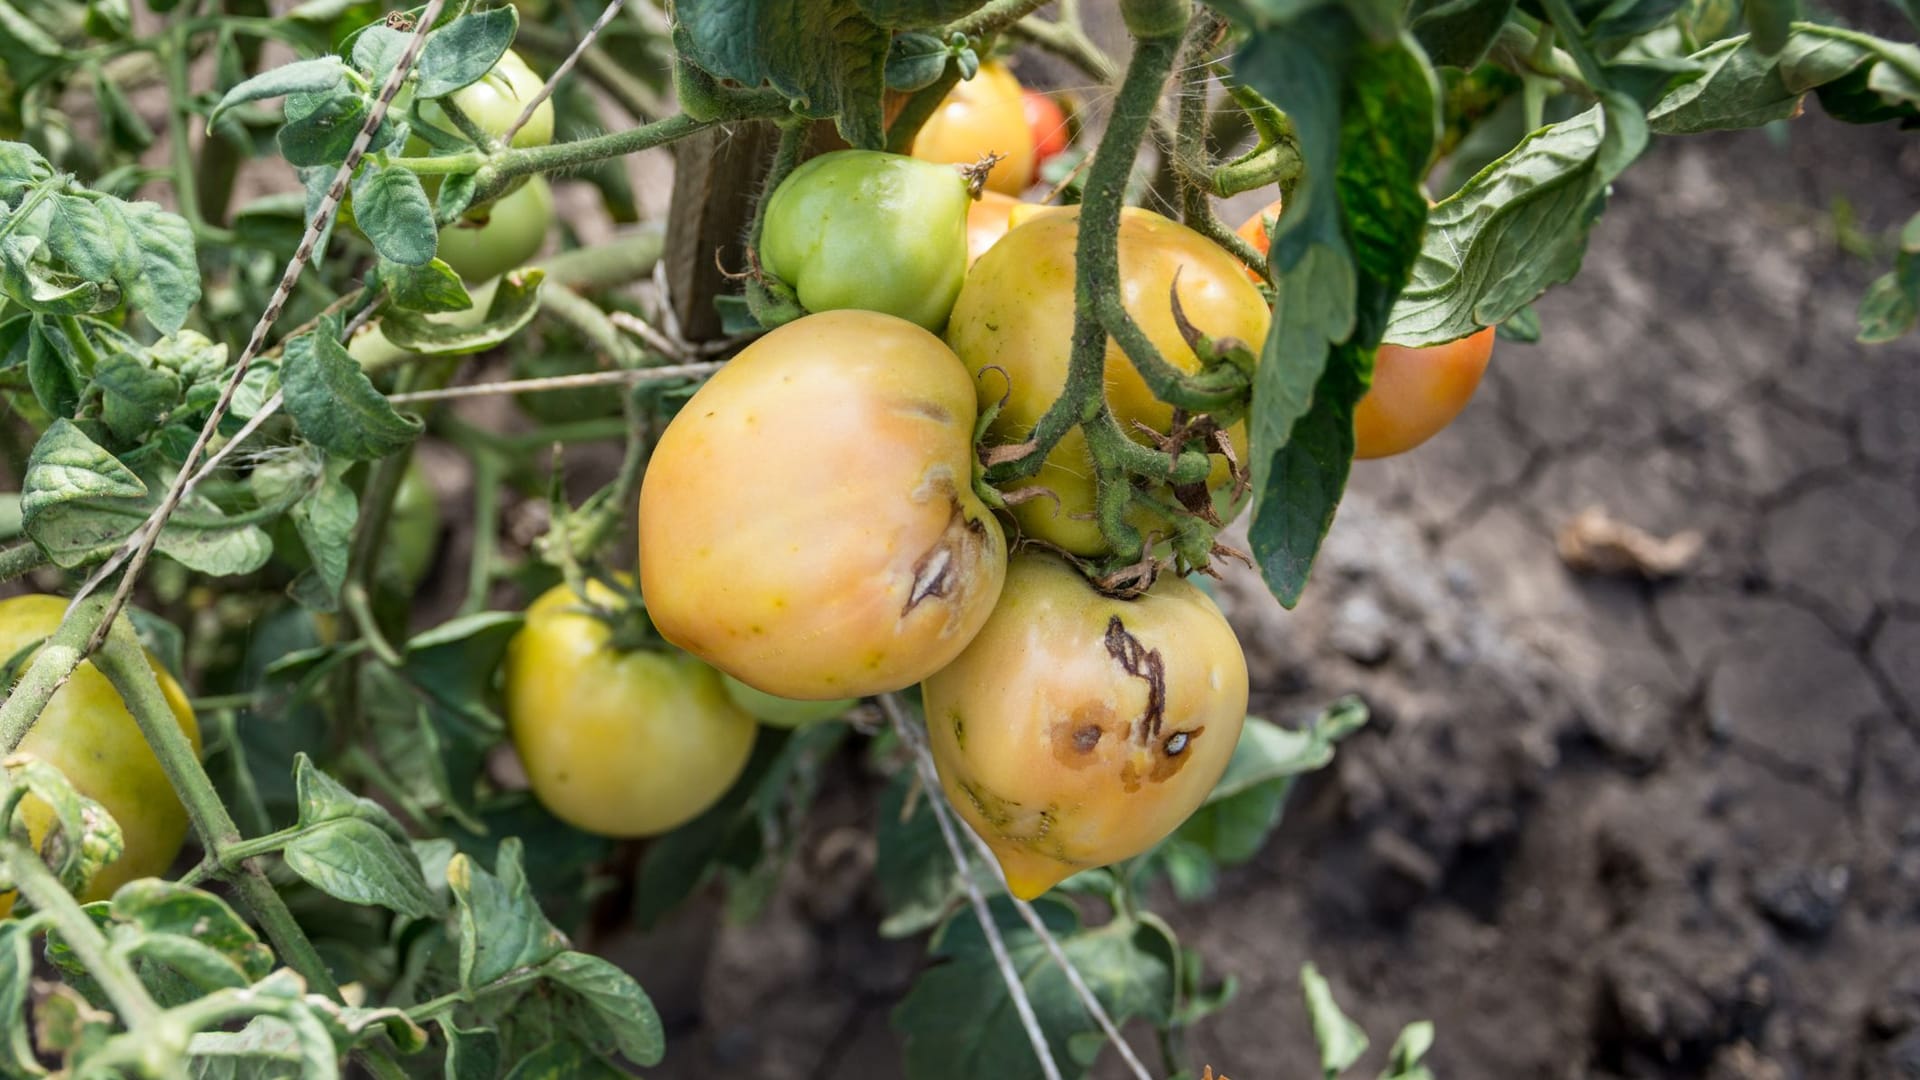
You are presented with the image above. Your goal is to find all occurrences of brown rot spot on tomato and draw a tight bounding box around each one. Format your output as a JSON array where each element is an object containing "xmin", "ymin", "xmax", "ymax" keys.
[
  {"xmin": 950, "ymin": 711, "xmax": 966, "ymax": 750},
  {"xmin": 1148, "ymin": 726, "xmax": 1203, "ymax": 783},
  {"xmin": 1103, "ymin": 616, "xmax": 1167, "ymax": 744},
  {"xmin": 1049, "ymin": 703, "xmax": 1112, "ymax": 769}
]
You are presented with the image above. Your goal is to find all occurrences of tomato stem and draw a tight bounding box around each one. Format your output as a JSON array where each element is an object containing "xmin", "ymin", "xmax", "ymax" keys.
[{"xmin": 0, "ymin": 835, "xmax": 165, "ymax": 1026}]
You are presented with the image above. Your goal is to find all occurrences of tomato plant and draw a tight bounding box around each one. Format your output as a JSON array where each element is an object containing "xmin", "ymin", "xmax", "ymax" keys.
[
  {"xmin": 910, "ymin": 62, "xmax": 1036, "ymax": 195},
  {"xmin": 949, "ymin": 206, "xmax": 1270, "ymax": 558},
  {"xmin": 505, "ymin": 579, "xmax": 757, "ymax": 836},
  {"xmin": 759, "ymin": 149, "xmax": 972, "ymax": 331},
  {"xmin": 0, "ymin": 0, "xmax": 1911, "ymax": 1075},
  {"xmin": 639, "ymin": 310, "xmax": 1007, "ymax": 699}
]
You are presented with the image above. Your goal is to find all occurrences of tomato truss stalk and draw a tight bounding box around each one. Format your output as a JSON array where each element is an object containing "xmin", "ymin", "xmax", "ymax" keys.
[{"xmin": 982, "ymin": 2, "xmax": 1246, "ymax": 567}]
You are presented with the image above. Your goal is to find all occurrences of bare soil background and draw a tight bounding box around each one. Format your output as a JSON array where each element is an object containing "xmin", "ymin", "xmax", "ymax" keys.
[{"xmin": 626, "ymin": 40, "xmax": 1920, "ymax": 1080}]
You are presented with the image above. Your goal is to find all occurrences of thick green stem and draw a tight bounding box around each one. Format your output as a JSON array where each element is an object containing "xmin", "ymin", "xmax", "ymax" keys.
[
  {"xmin": 457, "ymin": 105, "xmax": 782, "ymax": 205},
  {"xmin": 948, "ymin": 0, "xmax": 1053, "ymax": 37},
  {"xmin": 1169, "ymin": 14, "xmax": 1270, "ymax": 278},
  {"xmin": 0, "ymin": 592, "xmax": 110, "ymax": 754},
  {"xmin": 0, "ymin": 540, "xmax": 47, "ymax": 583},
  {"xmin": 1538, "ymin": 0, "xmax": 1610, "ymax": 90},
  {"xmin": 536, "ymin": 228, "xmax": 665, "ymax": 290},
  {"xmin": 57, "ymin": 315, "xmax": 103, "ymax": 372},
  {"xmin": 993, "ymin": 21, "xmax": 1234, "ymax": 499},
  {"xmin": 92, "ymin": 623, "xmax": 344, "ymax": 1003},
  {"xmin": 887, "ymin": 67, "xmax": 964, "ymax": 153},
  {"xmin": 163, "ymin": 24, "xmax": 208, "ymax": 234},
  {"xmin": 2, "ymin": 841, "xmax": 164, "ymax": 1027}
]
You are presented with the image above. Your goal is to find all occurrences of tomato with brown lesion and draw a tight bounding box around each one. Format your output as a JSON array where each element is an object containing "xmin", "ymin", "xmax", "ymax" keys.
[
  {"xmin": 923, "ymin": 553, "xmax": 1248, "ymax": 899},
  {"xmin": 639, "ymin": 310, "xmax": 1008, "ymax": 701}
]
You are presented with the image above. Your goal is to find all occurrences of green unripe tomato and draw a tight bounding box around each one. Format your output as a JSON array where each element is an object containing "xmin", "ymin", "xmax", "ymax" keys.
[
  {"xmin": 415, "ymin": 48, "xmax": 554, "ymax": 149},
  {"xmin": 759, "ymin": 150, "xmax": 971, "ymax": 332},
  {"xmin": 721, "ymin": 674, "xmax": 856, "ymax": 729},
  {"xmin": 435, "ymin": 174, "xmax": 552, "ymax": 283},
  {"xmin": 380, "ymin": 458, "xmax": 442, "ymax": 591}
]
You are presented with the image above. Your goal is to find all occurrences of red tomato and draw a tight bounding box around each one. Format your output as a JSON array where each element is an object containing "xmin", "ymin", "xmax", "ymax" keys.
[{"xmin": 1022, "ymin": 90, "xmax": 1069, "ymax": 165}]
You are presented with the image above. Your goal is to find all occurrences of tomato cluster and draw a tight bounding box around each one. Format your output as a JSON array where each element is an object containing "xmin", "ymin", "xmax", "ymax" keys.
[{"xmin": 514, "ymin": 89, "xmax": 1494, "ymax": 891}]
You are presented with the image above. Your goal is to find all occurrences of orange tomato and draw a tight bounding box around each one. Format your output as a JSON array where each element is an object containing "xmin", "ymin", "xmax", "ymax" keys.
[
  {"xmin": 1236, "ymin": 199, "xmax": 1495, "ymax": 459},
  {"xmin": 911, "ymin": 63, "xmax": 1036, "ymax": 196},
  {"xmin": 1022, "ymin": 90, "xmax": 1069, "ymax": 165}
]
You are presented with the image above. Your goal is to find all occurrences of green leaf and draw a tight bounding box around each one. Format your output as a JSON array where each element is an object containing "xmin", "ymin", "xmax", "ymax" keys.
[
  {"xmin": 886, "ymin": 32, "xmax": 953, "ymax": 91},
  {"xmin": 672, "ymin": 0, "xmax": 898, "ymax": 147},
  {"xmin": 93, "ymin": 352, "xmax": 183, "ymax": 444},
  {"xmin": 1408, "ymin": 0, "xmax": 1515, "ymax": 68},
  {"xmin": 876, "ymin": 769, "xmax": 962, "ymax": 937},
  {"xmin": 5, "ymin": 757, "xmax": 124, "ymax": 896},
  {"xmin": 109, "ymin": 880, "xmax": 276, "ymax": 981},
  {"xmin": 447, "ymin": 838, "xmax": 569, "ymax": 990},
  {"xmin": 281, "ymin": 315, "xmax": 423, "ymax": 459},
  {"xmin": 1241, "ymin": 24, "xmax": 1439, "ymax": 607},
  {"xmin": 1302, "ymin": 964, "xmax": 1368, "ymax": 1077},
  {"xmin": 279, "ymin": 89, "xmax": 370, "ymax": 168},
  {"xmin": 113, "ymin": 198, "xmax": 198, "ymax": 334},
  {"xmin": 1166, "ymin": 703, "xmax": 1366, "ymax": 879},
  {"xmin": 0, "ymin": 2, "xmax": 68, "ymax": 94},
  {"xmin": 25, "ymin": 319, "xmax": 81, "ymax": 418},
  {"xmin": 20, "ymin": 423, "xmax": 273, "ymax": 574},
  {"xmin": 0, "ymin": 922, "xmax": 38, "ymax": 1076},
  {"xmin": 94, "ymin": 70, "xmax": 155, "ymax": 152},
  {"xmin": 1382, "ymin": 1021, "xmax": 1437, "ymax": 1079},
  {"xmin": 283, "ymin": 818, "xmax": 437, "ymax": 919},
  {"xmin": 83, "ymin": 197, "xmax": 200, "ymax": 334},
  {"xmin": 894, "ymin": 900, "xmax": 1176, "ymax": 1080},
  {"xmin": 400, "ymin": 611, "xmax": 522, "ymax": 734},
  {"xmin": 536, "ymin": 951, "xmax": 666, "ymax": 1067},
  {"xmin": 501, "ymin": 1041, "xmax": 627, "ymax": 1080},
  {"xmin": 124, "ymin": 934, "xmax": 253, "ymax": 993},
  {"xmin": 186, "ymin": 1007, "xmax": 335, "ymax": 1080},
  {"xmin": 381, "ymin": 266, "xmax": 545, "ymax": 355},
  {"xmin": 1857, "ymin": 250, "xmax": 1918, "ymax": 344},
  {"xmin": 383, "ymin": 258, "xmax": 472, "ymax": 313},
  {"xmin": 440, "ymin": 1020, "xmax": 502, "ymax": 1080},
  {"xmin": 351, "ymin": 163, "xmax": 436, "ymax": 267},
  {"xmin": 20, "ymin": 417, "xmax": 147, "ymax": 518},
  {"xmin": 415, "ymin": 8, "xmax": 518, "ymax": 98},
  {"xmin": 1388, "ymin": 95, "xmax": 1647, "ymax": 346},
  {"xmin": 2, "ymin": 237, "xmax": 113, "ymax": 319},
  {"xmin": 350, "ymin": 26, "xmax": 410, "ymax": 82},
  {"xmin": 290, "ymin": 466, "xmax": 357, "ymax": 601},
  {"xmin": 209, "ymin": 57, "xmax": 350, "ymax": 127}
]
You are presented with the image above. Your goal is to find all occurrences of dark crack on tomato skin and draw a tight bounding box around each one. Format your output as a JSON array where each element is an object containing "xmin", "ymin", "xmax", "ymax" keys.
[
  {"xmin": 903, "ymin": 497, "xmax": 993, "ymax": 617},
  {"xmin": 1103, "ymin": 615, "xmax": 1167, "ymax": 745}
]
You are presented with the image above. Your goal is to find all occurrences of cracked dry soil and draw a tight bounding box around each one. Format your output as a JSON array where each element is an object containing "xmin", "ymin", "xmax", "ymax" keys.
[{"xmin": 637, "ymin": 99, "xmax": 1920, "ymax": 1080}]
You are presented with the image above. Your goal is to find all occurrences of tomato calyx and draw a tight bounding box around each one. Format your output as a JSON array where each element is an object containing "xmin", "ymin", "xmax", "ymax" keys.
[
  {"xmin": 957, "ymin": 154, "xmax": 1004, "ymax": 199},
  {"xmin": 557, "ymin": 573, "xmax": 664, "ymax": 654}
]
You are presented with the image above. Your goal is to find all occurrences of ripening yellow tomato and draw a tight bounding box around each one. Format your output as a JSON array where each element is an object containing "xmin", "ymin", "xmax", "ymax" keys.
[
  {"xmin": 911, "ymin": 62, "xmax": 1036, "ymax": 196},
  {"xmin": 505, "ymin": 579, "xmax": 757, "ymax": 837},
  {"xmin": 638, "ymin": 310, "xmax": 1008, "ymax": 700},
  {"xmin": 946, "ymin": 207, "xmax": 1270, "ymax": 556},
  {"xmin": 1237, "ymin": 199, "xmax": 1495, "ymax": 459},
  {"xmin": 924, "ymin": 553, "xmax": 1248, "ymax": 899},
  {"xmin": 0, "ymin": 595, "xmax": 200, "ymax": 913}
]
